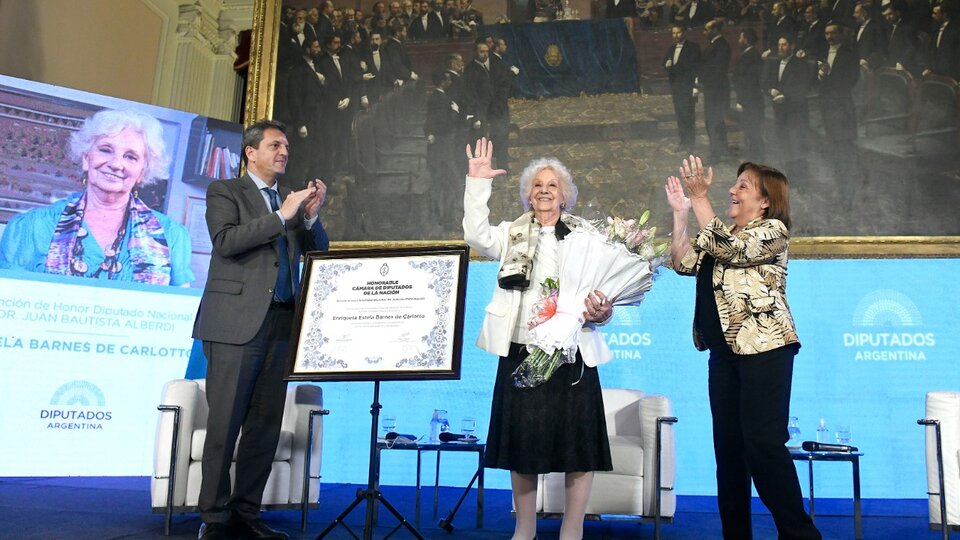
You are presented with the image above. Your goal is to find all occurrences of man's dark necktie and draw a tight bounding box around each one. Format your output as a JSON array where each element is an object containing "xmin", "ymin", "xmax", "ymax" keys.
[{"xmin": 263, "ymin": 187, "xmax": 293, "ymax": 303}]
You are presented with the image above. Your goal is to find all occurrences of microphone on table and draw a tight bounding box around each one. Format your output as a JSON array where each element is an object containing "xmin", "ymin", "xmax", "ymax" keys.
[
  {"xmin": 384, "ymin": 432, "xmax": 418, "ymax": 443},
  {"xmin": 801, "ymin": 441, "xmax": 858, "ymax": 453},
  {"xmin": 439, "ymin": 432, "xmax": 478, "ymax": 442}
]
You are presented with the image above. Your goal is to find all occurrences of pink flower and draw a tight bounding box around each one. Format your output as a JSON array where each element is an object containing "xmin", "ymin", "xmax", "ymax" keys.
[
  {"xmin": 625, "ymin": 228, "xmax": 649, "ymax": 249},
  {"xmin": 598, "ymin": 212, "xmax": 664, "ymax": 258},
  {"xmin": 528, "ymin": 294, "xmax": 558, "ymax": 329}
]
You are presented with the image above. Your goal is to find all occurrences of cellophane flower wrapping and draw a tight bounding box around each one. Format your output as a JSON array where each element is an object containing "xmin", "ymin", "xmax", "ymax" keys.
[{"xmin": 512, "ymin": 215, "xmax": 667, "ymax": 388}]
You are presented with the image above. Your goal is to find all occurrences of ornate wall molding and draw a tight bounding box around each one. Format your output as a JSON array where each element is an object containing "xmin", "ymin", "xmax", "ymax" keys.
[
  {"xmin": 219, "ymin": 0, "xmax": 255, "ymax": 31},
  {"xmin": 175, "ymin": 0, "xmax": 252, "ymax": 57},
  {"xmin": 177, "ymin": 2, "xmax": 223, "ymax": 53},
  {"xmin": 166, "ymin": 0, "xmax": 253, "ymax": 119}
]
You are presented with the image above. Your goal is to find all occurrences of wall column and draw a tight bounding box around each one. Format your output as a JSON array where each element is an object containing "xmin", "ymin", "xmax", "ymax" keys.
[{"xmin": 169, "ymin": 0, "xmax": 251, "ymax": 121}]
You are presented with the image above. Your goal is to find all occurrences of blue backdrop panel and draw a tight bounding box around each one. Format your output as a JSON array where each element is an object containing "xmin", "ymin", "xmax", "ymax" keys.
[
  {"xmin": 482, "ymin": 20, "xmax": 640, "ymax": 97},
  {"xmin": 2, "ymin": 257, "xmax": 958, "ymax": 501},
  {"xmin": 318, "ymin": 258, "xmax": 960, "ymax": 499}
]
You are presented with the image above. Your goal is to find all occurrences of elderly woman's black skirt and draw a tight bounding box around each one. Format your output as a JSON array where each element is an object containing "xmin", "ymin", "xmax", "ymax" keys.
[{"xmin": 484, "ymin": 342, "xmax": 613, "ymax": 474}]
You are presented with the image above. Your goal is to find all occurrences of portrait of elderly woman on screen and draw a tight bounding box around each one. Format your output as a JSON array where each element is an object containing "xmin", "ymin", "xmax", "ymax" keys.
[{"xmin": 0, "ymin": 109, "xmax": 194, "ymax": 286}]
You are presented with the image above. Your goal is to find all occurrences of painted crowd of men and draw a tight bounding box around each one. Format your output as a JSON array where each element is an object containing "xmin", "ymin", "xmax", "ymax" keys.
[
  {"xmin": 425, "ymin": 37, "xmax": 519, "ymax": 228},
  {"xmin": 275, "ymin": 0, "xmax": 960, "ymax": 213},
  {"xmin": 663, "ymin": 0, "xmax": 960, "ymax": 189},
  {"xmin": 276, "ymin": 3, "xmax": 423, "ymax": 182},
  {"xmin": 379, "ymin": 0, "xmax": 486, "ymax": 38},
  {"xmin": 273, "ymin": 1, "xmax": 491, "ymax": 185},
  {"xmin": 275, "ymin": 3, "xmax": 518, "ymax": 232}
]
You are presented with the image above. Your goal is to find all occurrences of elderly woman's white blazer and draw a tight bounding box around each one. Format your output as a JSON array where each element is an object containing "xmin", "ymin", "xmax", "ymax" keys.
[{"xmin": 462, "ymin": 176, "xmax": 612, "ymax": 367}]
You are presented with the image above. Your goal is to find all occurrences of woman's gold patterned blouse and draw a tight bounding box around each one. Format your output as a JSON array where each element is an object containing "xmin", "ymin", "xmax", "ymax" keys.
[{"xmin": 673, "ymin": 216, "xmax": 800, "ymax": 355}]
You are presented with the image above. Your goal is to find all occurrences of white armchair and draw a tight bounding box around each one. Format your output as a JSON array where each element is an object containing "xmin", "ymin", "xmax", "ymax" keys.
[
  {"xmin": 920, "ymin": 390, "xmax": 960, "ymax": 535},
  {"xmin": 539, "ymin": 388, "xmax": 677, "ymax": 535},
  {"xmin": 151, "ymin": 379, "xmax": 327, "ymax": 535}
]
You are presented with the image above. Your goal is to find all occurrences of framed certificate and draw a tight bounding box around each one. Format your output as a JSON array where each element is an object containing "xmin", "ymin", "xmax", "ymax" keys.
[{"xmin": 286, "ymin": 245, "xmax": 470, "ymax": 382}]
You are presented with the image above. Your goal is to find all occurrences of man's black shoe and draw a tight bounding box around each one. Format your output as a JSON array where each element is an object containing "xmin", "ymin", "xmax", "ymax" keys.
[
  {"xmin": 198, "ymin": 522, "xmax": 230, "ymax": 540},
  {"xmin": 230, "ymin": 519, "xmax": 289, "ymax": 540}
]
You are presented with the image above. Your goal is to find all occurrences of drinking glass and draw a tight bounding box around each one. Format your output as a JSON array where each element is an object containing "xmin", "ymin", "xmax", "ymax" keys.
[
  {"xmin": 835, "ymin": 425, "xmax": 852, "ymax": 445},
  {"xmin": 461, "ymin": 416, "xmax": 477, "ymax": 437},
  {"xmin": 787, "ymin": 416, "xmax": 802, "ymax": 448},
  {"xmin": 381, "ymin": 415, "xmax": 397, "ymax": 436}
]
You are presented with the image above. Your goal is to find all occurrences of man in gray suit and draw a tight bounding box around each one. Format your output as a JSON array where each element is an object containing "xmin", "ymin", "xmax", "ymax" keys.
[{"xmin": 193, "ymin": 119, "xmax": 329, "ymax": 540}]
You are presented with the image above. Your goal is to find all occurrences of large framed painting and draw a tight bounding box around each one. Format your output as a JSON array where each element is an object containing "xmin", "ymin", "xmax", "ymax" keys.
[{"xmin": 245, "ymin": 0, "xmax": 960, "ymax": 257}]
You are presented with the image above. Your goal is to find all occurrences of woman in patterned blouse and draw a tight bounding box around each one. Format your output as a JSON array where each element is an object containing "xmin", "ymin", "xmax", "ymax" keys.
[{"xmin": 664, "ymin": 156, "xmax": 821, "ymax": 540}]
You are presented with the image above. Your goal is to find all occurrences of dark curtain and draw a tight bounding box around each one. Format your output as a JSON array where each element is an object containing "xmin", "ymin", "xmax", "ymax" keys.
[{"xmin": 482, "ymin": 19, "xmax": 640, "ymax": 98}]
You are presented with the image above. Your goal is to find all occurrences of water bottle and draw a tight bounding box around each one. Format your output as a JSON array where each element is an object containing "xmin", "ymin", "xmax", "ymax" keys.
[
  {"xmin": 429, "ymin": 409, "xmax": 445, "ymax": 442},
  {"xmin": 816, "ymin": 418, "xmax": 829, "ymax": 444},
  {"xmin": 438, "ymin": 409, "xmax": 450, "ymax": 435},
  {"xmin": 787, "ymin": 416, "xmax": 801, "ymax": 448}
]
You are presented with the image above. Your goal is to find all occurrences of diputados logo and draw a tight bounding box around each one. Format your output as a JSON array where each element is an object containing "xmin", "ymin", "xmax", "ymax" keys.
[
  {"xmin": 843, "ymin": 289, "xmax": 935, "ymax": 361},
  {"xmin": 40, "ymin": 380, "xmax": 113, "ymax": 430},
  {"xmin": 605, "ymin": 308, "xmax": 653, "ymax": 361}
]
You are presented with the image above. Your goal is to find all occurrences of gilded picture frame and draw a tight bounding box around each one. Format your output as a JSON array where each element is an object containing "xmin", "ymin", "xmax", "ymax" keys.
[{"xmin": 244, "ymin": 0, "xmax": 960, "ymax": 258}]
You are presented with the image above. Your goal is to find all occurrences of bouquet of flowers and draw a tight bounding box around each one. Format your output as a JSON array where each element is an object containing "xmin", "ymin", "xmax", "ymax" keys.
[{"xmin": 512, "ymin": 211, "xmax": 667, "ymax": 388}]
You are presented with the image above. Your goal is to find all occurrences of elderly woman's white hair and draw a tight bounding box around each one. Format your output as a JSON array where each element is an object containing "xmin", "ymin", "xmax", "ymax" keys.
[
  {"xmin": 518, "ymin": 157, "xmax": 578, "ymax": 212},
  {"xmin": 69, "ymin": 109, "xmax": 171, "ymax": 186}
]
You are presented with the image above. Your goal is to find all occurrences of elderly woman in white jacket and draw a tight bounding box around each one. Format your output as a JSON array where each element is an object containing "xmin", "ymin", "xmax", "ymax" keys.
[{"xmin": 463, "ymin": 138, "xmax": 613, "ymax": 540}]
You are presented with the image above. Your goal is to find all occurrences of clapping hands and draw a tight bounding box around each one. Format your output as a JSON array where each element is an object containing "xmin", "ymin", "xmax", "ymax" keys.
[
  {"xmin": 664, "ymin": 175, "xmax": 691, "ymax": 212},
  {"xmin": 302, "ymin": 179, "xmax": 326, "ymax": 220},
  {"xmin": 678, "ymin": 155, "xmax": 712, "ymax": 198},
  {"xmin": 280, "ymin": 179, "xmax": 327, "ymax": 221}
]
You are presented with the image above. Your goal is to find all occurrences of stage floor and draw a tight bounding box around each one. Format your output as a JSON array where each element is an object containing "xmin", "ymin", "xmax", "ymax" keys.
[{"xmin": 0, "ymin": 476, "xmax": 942, "ymax": 539}]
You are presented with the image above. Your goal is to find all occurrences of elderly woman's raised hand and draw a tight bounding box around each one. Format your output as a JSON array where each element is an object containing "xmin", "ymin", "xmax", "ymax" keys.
[
  {"xmin": 679, "ymin": 155, "xmax": 713, "ymax": 199},
  {"xmin": 466, "ymin": 137, "xmax": 507, "ymax": 180},
  {"xmin": 664, "ymin": 175, "xmax": 691, "ymax": 213}
]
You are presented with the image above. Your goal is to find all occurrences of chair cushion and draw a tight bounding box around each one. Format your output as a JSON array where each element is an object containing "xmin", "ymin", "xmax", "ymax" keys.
[
  {"xmin": 608, "ymin": 435, "xmax": 644, "ymax": 476},
  {"xmin": 190, "ymin": 429, "xmax": 294, "ymax": 461},
  {"xmin": 602, "ymin": 389, "xmax": 644, "ymax": 438},
  {"xmin": 585, "ymin": 474, "xmax": 644, "ymax": 515},
  {"xmin": 542, "ymin": 472, "xmax": 645, "ymax": 515},
  {"xmin": 185, "ymin": 461, "xmax": 293, "ymax": 507},
  {"xmin": 639, "ymin": 394, "xmax": 676, "ymax": 490},
  {"xmin": 925, "ymin": 391, "xmax": 960, "ymax": 525},
  {"xmin": 538, "ymin": 389, "xmax": 675, "ymax": 519}
]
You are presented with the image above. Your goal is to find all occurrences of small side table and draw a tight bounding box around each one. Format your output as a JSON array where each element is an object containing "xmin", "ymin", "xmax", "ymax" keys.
[
  {"xmin": 789, "ymin": 448, "xmax": 863, "ymax": 540},
  {"xmin": 375, "ymin": 439, "xmax": 486, "ymax": 528}
]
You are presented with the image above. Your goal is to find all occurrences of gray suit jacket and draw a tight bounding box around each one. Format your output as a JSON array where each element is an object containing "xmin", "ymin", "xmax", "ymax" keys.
[{"xmin": 193, "ymin": 174, "xmax": 329, "ymax": 345}]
